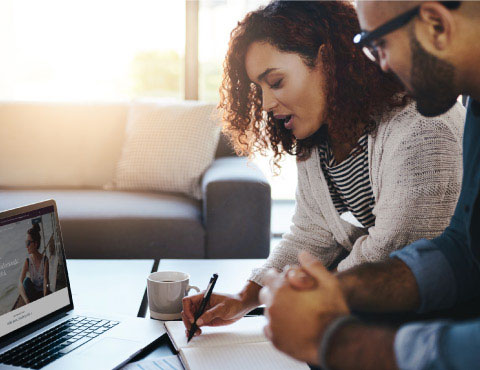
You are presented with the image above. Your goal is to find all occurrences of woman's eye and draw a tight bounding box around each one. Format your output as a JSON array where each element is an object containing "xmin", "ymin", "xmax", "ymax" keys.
[{"xmin": 270, "ymin": 79, "xmax": 283, "ymax": 89}]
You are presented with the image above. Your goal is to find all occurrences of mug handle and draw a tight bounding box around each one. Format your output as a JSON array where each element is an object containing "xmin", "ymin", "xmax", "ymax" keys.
[{"xmin": 187, "ymin": 285, "xmax": 200, "ymax": 295}]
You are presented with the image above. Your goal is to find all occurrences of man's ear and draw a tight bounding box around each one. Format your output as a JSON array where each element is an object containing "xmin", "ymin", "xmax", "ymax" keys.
[{"xmin": 416, "ymin": 2, "xmax": 455, "ymax": 51}]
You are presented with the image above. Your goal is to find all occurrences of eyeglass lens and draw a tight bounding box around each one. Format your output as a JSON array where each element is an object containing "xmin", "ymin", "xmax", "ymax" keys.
[{"xmin": 362, "ymin": 46, "xmax": 378, "ymax": 63}]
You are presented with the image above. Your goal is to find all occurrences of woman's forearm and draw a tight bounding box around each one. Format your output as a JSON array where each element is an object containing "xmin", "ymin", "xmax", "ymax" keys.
[
  {"xmin": 18, "ymin": 284, "xmax": 30, "ymax": 304},
  {"xmin": 239, "ymin": 281, "xmax": 263, "ymax": 309},
  {"xmin": 44, "ymin": 263, "xmax": 50, "ymax": 296}
]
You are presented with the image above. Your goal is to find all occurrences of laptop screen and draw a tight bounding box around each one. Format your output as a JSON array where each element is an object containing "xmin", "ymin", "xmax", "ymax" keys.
[{"xmin": 0, "ymin": 203, "xmax": 71, "ymax": 339}]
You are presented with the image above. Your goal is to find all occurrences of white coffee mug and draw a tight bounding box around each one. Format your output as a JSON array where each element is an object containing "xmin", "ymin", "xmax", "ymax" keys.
[{"xmin": 147, "ymin": 271, "xmax": 200, "ymax": 320}]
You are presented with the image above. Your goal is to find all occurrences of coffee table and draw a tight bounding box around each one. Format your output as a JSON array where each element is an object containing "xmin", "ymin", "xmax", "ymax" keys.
[
  {"xmin": 158, "ymin": 258, "xmax": 266, "ymax": 294},
  {"xmin": 66, "ymin": 259, "xmax": 155, "ymax": 317}
]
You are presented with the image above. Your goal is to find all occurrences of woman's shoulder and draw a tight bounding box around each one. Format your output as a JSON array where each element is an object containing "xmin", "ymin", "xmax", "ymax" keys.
[{"xmin": 375, "ymin": 100, "xmax": 465, "ymax": 142}]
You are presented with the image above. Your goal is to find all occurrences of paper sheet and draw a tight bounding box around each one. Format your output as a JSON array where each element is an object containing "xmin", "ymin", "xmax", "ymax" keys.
[
  {"xmin": 121, "ymin": 355, "xmax": 182, "ymax": 370},
  {"xmin": 181, "ymin": 341, "xmax": 309, "ymax": 370}
]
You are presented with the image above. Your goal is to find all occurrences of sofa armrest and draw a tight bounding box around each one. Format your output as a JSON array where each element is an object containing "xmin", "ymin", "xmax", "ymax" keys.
[{"xmin": 202, "ymin": 157, "xmax": 271, "ymax": 259}]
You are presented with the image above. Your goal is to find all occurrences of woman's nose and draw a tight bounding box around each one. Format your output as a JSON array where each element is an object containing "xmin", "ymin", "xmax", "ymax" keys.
[{"xmin": 262, "ymin": 90, "xmax": 278, "ymax": 112}]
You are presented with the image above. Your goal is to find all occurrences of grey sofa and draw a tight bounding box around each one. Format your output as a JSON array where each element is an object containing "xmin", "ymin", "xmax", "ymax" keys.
[{"xmin": 0, "ymin": 101, "xmax": 271, "ymax": 260}]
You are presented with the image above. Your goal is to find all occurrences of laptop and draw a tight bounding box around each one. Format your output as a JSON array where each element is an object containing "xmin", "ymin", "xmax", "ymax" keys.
[{"xmin": 0, "ymin": 200, "xmax": 166, "ymax": 369}]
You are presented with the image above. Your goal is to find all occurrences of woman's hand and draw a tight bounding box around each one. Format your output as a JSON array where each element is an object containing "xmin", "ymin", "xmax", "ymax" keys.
[{"xmin": 181, "ymin": 281, "xmax": 262, "ymax": 337}]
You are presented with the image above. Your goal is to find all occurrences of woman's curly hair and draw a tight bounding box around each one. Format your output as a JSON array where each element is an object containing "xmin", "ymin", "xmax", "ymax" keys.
[{"xmin": 219, "ymin": 1, "xmax": 406, "ymax": 165}]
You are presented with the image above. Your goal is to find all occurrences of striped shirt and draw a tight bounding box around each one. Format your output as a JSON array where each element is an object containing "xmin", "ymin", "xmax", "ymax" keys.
[{"xmin": 318, "ymin": 134, "xmax": 376, "ymax": 228}]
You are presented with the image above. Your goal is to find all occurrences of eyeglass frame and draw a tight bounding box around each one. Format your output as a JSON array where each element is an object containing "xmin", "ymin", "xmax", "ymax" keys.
[{"xmin": 353, "ymin": 1, "xmax": 461, "ymax": 62}]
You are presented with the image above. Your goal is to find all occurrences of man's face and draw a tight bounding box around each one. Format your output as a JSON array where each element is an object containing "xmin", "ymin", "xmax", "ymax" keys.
[
  {"xmin": 408, "ymin": 33, "xmax": 458, "ymax": 117},
  {"xmin": 356, "ymin": 2, "xmax": 459, "ymax": 117}
]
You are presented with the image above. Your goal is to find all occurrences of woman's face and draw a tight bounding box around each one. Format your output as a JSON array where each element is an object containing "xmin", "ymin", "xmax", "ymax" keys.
[
  {"xmin": 26, "ymin": 235, "xmax": 36, "ymax": 254},
  {"xmin": 245, "ymin": 41, "xmax": 327, "ymax": 140}
]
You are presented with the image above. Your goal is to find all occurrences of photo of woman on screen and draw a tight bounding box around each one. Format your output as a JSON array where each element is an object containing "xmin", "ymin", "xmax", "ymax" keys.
[{"xmin": 18, "ymin": 224, "xmax": 50, "ymax": 304}]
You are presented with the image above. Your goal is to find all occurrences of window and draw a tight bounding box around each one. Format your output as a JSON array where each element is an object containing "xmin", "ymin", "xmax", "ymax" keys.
[{"xmin": 0, "ymin": 0, "xmax": 185, "ymax": 101}]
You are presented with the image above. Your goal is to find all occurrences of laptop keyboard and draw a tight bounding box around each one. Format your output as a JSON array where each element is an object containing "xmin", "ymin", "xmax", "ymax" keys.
[{"xmin": 0, "ymin": 316, "xmax": 119, "ymax": 369}]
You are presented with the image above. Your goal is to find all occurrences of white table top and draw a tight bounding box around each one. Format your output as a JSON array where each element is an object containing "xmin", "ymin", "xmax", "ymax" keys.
[
  {"xmin": 66, "ymin": 259, "xmax": 154, "ymax": 317},
  {"xmin": 158, "ymin": 259, "xmax": 266, "ymax": 295}
]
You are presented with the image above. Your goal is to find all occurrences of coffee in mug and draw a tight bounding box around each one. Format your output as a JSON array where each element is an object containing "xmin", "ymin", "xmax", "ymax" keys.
[{"xmin": 147, "ymin": 271, "xmax": 200, "ymax": 320}]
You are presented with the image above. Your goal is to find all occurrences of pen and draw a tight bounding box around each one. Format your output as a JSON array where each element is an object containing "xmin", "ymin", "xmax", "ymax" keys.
[{"xmin": 187, "ymin": 273, "xmax": 218, "ymax": 342}]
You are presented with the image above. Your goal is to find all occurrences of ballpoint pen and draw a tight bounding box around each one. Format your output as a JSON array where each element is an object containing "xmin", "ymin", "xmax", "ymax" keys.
[{"xmin": 187, "ymin": 273, "xmax": 218, "ymax": 342}]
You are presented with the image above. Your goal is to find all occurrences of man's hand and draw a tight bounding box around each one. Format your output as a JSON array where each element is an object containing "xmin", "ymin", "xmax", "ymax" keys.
[{"xmin": 259, "ymin": 251, "xmax": 349, "ymax": 365}]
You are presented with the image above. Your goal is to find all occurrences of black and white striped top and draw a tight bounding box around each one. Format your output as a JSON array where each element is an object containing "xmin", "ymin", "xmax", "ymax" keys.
[{"xmin": 319, "ymin": 134, "xmax": 376, "ymax": 228}]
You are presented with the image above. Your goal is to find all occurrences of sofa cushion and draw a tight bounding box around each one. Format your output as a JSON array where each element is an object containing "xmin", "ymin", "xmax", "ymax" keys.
[
  {"xmin": 0, "ymin": 189, "xmax": 205, "ymax": 259},
  {"xmin": 0, "ymin": 102, "xmax": 127, "ymax": 188},
  {"xmin": 109, "ymin": 99, "xmax": 221, "ymax": 199}
]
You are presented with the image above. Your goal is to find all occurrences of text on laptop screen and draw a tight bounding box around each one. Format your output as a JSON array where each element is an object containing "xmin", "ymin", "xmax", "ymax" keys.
[{"xmin": 0, "ymin": 206, "xmax": 70, "ymax": 338}]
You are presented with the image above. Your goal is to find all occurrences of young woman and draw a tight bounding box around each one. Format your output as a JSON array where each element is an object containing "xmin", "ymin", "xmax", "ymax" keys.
[
  {"xmin": 18, "ymin": 224, "xmax": 50, "ymax": 304},
  {"xmin": 182, "ymin": 1, "xmax": 464, "ymax": 334}
]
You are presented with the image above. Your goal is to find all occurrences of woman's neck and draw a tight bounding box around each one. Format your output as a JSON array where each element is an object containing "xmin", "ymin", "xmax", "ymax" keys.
[
  {"xmin": 328, "ymin": 121, "xmax": 367, "ymax": 164},
  {"xmin": 30, "ymin": 250, "xmax": 42, "ymax": 260}
]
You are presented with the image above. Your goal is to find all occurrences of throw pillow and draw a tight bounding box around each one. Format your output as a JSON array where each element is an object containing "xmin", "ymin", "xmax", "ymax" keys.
[{"xmin": 108, "ymin": 99, "xmax": 221, "ymax": 199}]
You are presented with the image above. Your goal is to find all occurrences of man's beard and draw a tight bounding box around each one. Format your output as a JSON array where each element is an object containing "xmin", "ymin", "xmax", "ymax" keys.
[{"xmin": 409, "ymin": 35, "xmax": 458, "ymax": 117}]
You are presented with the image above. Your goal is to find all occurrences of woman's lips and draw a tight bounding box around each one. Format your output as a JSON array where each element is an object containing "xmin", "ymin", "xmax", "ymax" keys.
[
  {"xmin": 274, "ymin": 114, "xmax": 294, "ymax": 130},
  {"xmin": 285, "ymin": 115, "xmax": 293, "ymax": 130}
]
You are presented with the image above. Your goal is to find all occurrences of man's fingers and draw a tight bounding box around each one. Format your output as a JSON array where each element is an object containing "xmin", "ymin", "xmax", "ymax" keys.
[
  {"xmin": 263, "ymin": 324, "xmax": 272, "ymax": 340},
  {"xmin": 262, "ymin": 268, "xmax": 282, "ymax": 288},
  {"xmin": 259, "ymin": 285, "xmax": 276, "ymax": 307},
  {"xmin": 287, "ymin": 269, "xmax": 316, "ymax": 290},
  {"xmin": 298, "ymin": 251, "xmax": 335, "ymax": 285}
]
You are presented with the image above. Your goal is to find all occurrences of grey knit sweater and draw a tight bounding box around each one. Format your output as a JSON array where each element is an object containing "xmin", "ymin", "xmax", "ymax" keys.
[{"xmin": 250, "ymin": 101, "xmax": 465, "ymax": 285}]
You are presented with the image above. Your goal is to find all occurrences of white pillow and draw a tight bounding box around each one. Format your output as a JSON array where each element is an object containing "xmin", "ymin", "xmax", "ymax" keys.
[{"xmin": 108, "ymin": 99, "xmax": 221, "ymax": 199}]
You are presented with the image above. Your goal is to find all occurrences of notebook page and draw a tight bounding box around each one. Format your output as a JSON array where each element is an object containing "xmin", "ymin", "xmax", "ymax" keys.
[
  {"xmin": 165, "ymin": 316, "xmax": 268, "ymax": 349},
  {"xmin": 180, "ymin": 341, "xmax": 310, "ymax": 370}
]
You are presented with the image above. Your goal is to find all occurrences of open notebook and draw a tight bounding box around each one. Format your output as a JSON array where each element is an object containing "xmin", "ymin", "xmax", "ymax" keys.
[{"xmin": 164, "ymin": 316, "xmax": 309, "ymax": 370}]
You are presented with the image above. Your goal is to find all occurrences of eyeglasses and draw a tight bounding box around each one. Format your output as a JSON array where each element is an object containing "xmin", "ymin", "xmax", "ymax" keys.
[
  {"xmin": 25, "ymin": 240, "xmax": 34, "ymax": 246},
  {"xmin": 353, "ymin": 1, "xmax": 461, "ymax": 63}
]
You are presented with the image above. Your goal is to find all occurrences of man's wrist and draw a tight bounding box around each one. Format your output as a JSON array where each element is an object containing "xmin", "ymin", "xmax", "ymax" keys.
[
  {"xmin": 336, "ymin": 258, "xmax": 420, "ymax": 312},
  {"xmin": 323, "ymin": 318, "xmax": 398, "ymax": 370},
  {"xmin": 318, "ymin": 315, "xmax": 360, "ymax": 369}
]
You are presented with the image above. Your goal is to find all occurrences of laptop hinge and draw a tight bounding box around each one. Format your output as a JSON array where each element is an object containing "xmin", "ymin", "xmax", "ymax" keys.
[{"xmin": 0, "ymin": 311, "xmax": 69, "ymax": 350}]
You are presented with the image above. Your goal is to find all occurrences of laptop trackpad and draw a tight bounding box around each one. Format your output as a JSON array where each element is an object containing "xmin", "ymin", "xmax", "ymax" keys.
[{"xmin": 71, "ymin": 337, "xmax": 141, "ymax": 368}]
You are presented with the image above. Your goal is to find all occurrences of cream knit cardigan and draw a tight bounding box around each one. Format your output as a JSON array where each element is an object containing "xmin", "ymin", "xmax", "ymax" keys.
[{"xmin": 250, "ymin": 101, "xmax": 465, "ymax": 285}]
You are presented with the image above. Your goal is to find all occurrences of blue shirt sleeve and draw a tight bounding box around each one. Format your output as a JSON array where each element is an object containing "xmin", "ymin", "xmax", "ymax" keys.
[
  {"xmin": 391, "ymin": 193, "xmax": 480, "ymax": 312},
  {"xmin": 395, "ymin": 319, "xmax": 480, "ymax": 370},
  {"xmin": 391, "ymin": 239, "xmax": 456, "ymax": 313}
]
